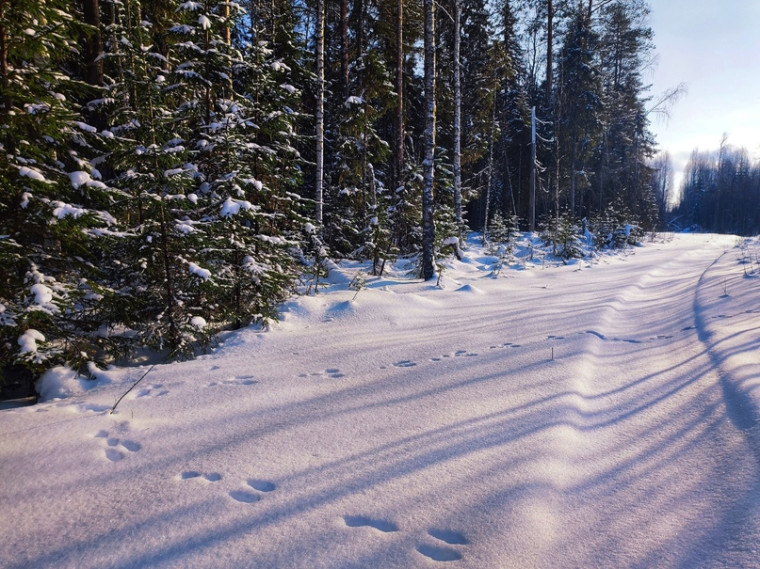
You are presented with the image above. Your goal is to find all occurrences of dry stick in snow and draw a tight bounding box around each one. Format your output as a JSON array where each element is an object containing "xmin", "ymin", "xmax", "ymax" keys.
[{"xmin": 111, "ymin": 364, "xmax": 157, "ymax": 414}]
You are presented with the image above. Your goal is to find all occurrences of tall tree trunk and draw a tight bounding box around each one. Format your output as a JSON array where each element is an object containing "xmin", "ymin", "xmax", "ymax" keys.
[
  {"xmin": 222, "ymin": 0, "xmax": 231, "ymax": 45},
  {"xmin": 570, "ymin": 140, "xmax": 577, "ymax": 216},
  {"xmin": 529, "ymin": 106, "xmax": 536, "ymax": 232},
  {"xmin": 483, "ymin": 97, "xmax": 497, "ymax": 242},
  {"xmin": 0, "ymin": 1, "xmax": 10, "ymax": 121},
  {"xmin": 545, "ymin": 0, "xmax": 553, "ymax": 104},
  {"xmin": 421, "ymin": 0, "xmax": 436, "ymax": 281},
  {"xmin": 158, "ymin": 203, "xmax": 179, "ymax": 348},
  {"xmin": 340, "ymin": 0, "xmax": 349, "ymax": 100},
  {"xmin": 394, "ymin": 0, "xmax": 404, "ymax": 192},
  {"xmin": 453, "ymin": 0, "xmax": 463, "ymax": 233},
  {"xmin": 314, "ymin": 0, "xmax": 325, "ymax": 228},
  {"xmin": 546, "ymin": 0, "xmax": 556, "ymax": 220},
  {"xmin": 82, "ymin": 0, "xmax": 104, "ymax": 85}
]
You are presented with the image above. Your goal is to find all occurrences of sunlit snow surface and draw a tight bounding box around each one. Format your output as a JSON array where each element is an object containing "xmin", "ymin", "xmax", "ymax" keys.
[{"xmin": 3, "ymin": 233, "xmax": 760, "ymax": 569}]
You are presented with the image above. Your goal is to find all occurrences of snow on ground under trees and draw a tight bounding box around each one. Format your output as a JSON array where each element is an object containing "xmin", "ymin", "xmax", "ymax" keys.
[{"xmin": 3, "ymin": 232, "xmax": 760, "ymax": 569}]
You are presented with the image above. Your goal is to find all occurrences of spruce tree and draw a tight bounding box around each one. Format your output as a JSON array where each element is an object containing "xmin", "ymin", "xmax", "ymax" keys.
[{"xmin": 0, "ymin": 0, "xmax": 114, "ymax": 373}]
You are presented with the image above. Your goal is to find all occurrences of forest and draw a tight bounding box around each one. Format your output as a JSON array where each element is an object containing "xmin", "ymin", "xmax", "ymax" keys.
[
  {"xmin": 666, "ymin": 139, "xmax": 760, "ymax": 235},
  {"xmin": 0, "ymin": 0, "xmax": 673, "ymax": 374}
]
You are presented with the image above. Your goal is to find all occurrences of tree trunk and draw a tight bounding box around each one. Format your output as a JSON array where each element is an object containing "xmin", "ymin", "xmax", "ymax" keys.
[
  {"xmin": 394, "ymin": 0, "xmax": 404, "ymax": 193},
  {"xmin": 0, "ymin": 1, "xmax": 10, "ymax": 123},
  {"xmin": 82, "ymin": 0, "xmax": 104, "ymax": 85},
  {"xmin": 570, "ymin": 140, "xmax": 577, "ymax": 216},
  {"xmin": 314, "ymin": 0, "xmax": 325, "ymax": 228},
  {"xmin": 545, "ymin": 0, "xmax": 553, "ymax": 104},
  {"xmin": 421, "ymin": 0, "xmax": 436, "ymax": 281},
  {"xmin": 340, "ymin": 0, "xmax": 349, "ymax": 100},
  {"xmin": 529, "ymin": 106, "xmax": 536, "ymax": 232},
  {"xmin": 453, "ymin": 0, "xmax": 463, "ymax": 233},
  {"xmin": 483, "ymin": 99, "xmax": 497, "ymax": 242},
  {"xmin": 158, "ymin": 203, "xmax": 179, "ymax": 348}
]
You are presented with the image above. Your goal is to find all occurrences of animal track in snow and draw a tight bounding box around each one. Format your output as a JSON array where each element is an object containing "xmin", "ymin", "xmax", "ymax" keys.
[
  {"xmin": 393, "ymin": 360, "xmax": 417, "ymax": 368},
  {"xmin": 431, "ymin": 349, "xmax": 479, "ymax": 361},
  {"xmin": 247, "ymin": 479, "xmax": 276, "ymax": 492},
  {"xmin": 584, "ymin": 330, "xmax": 642, "ymax": 344},
  {"xmin": 229, "ymin": 490, "xmax": 261, "ymax": 504},
  {"xmin": 178, "ymin": 471, "xmax": 276, "ymax": 505},
  {"xmin": 134, "ymin": 384, "xmax": 169, "ymax": 399},
  {"xmin": 453, "ymin": 349, "xmax": 478, "ymax": 357},
  {"xmin": 416, "ymin": 528, "xmax": 469, "ymax": 562},
  {"xmin": 428, "ymin": 528, "xmax": 469, "ymax": 545},
  {"xmin": 343, "ymin": 515, "xmax": 399, "ymax": 533},
  {"xmin": 298, "ymin": 368, "xmax": 345, "ymax": 379},
  {"xmin": 342, "ymin": 516, "xmax": 469, "ymax": 561},
  {"xmin": 94, "ymin": 429, "xmax": 142, "ymax": 462},
  {"xmin": 416, "ymin": 544, "xmax": 463, "ymax": 562},
  {"xmin": 229, "ymin": 478, "xmax": 277, "ymax": 504},
  {"xmin": 179, "ymin": 471, "xmax": 222, "ymax": 482},
  {"xmin": 206, "ymin": 375, "xmax": 258, "ymax": 387}
]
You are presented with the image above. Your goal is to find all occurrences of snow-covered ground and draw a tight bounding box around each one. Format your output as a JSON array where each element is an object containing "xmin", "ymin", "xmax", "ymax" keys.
[{"xmin": 3, "ymin": 232, "xmax": 760, "ymax": 569}]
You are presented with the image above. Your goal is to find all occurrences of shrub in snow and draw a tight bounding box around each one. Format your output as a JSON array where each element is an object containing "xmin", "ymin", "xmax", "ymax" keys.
[{"xmin": 540, "ymin": 213, "xmax": 583, "ymax": 259}]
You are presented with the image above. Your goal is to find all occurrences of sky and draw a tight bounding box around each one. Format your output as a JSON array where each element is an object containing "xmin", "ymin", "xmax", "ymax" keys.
[{"xmin": 646, "ymin": 0, "xmax": 760, "ymax": 198}]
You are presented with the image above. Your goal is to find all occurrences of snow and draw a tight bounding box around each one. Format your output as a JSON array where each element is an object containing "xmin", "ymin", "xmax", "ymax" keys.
[
  {"xmin": 29, "ymin": 283, "xmax": 54, "ymax": 305},
  {"xmin": 198, "ymin": 15, "xmax": 212, "ymax": 30},
  {"xmin": 17, "ymin": 329, "xmax": 44, "ymax": 354},
  {"xmin": 4, "ymin": 233, "xmax": 760, "ymax": 569},
  {"xmin": 178, "ymin": 0, "xmax": 202, "ymax": 10},
  {"xmin": 52, "ymin": 201, "xmax": 86, "ymax": 219},
  {"xmin": 220, "ymin": 197, "xmax": 254, "ymax": 217},
  {"xmin": 18, "ymin": 166, "xmax": 50, "ymax": 183},
  {"xmin": 190, "ymin": 316, "xmax": 207, "ymax": 330},
  {"xmin": 187, "ymin": 261, "xmax": 211, "ymax": 280},
  {"xmin": 73, "ymin": 121, "xmax": 98, "ymax": 133},
  {"xmin": 69, "ymin": 171, "xmax": 91, "ymax": 188},
  {"xmin": 36, "ymin": 365, "xmax": 101, "ymax": 400},
  {"xmin": 176, "ymin": 221, "xmax": 195, "ymax": 234}
]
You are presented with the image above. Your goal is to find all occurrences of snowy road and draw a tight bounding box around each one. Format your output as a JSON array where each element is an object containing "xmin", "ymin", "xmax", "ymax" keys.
[{"xmin": 2, "ymin": 233, "xmax": 760, "ymax": 568}]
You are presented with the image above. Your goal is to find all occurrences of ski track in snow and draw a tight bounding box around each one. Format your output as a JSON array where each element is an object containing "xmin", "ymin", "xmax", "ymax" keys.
[{"xmin": 3, "ymin": 233, "xmax": 760, "ymax": 568}]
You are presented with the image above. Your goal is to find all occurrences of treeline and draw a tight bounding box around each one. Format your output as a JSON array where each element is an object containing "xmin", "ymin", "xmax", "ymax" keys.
[
  {"xmin": 670, "ymin": 140, "xmax": 760, "ymax": 235},
  {"xmin": 0, "ymin": 0, "xmax": 660, "ymax": 373}
]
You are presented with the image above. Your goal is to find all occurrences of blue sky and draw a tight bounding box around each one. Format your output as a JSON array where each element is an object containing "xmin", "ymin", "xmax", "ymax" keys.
[{"xmin": 647, "ymin": 0, "xmax": 760, "ymax": 194}]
